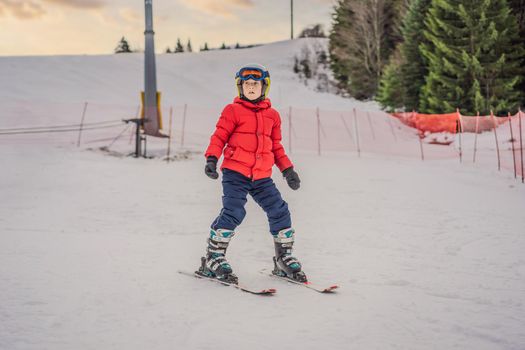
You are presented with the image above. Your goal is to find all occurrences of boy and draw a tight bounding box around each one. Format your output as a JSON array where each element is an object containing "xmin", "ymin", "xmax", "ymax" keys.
[{"xmin": 197, "ymin": 63, "xmax": 306, "ymax": 284}]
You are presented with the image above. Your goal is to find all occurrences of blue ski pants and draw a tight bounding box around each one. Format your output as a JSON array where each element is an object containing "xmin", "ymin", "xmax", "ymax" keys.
[{"xmin": 211, "ymin": 169, "xmax": 292, "ymax": 235}]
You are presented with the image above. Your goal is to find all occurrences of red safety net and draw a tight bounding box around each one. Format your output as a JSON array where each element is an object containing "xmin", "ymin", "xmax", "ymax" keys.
[
  {"xmin": 392, "ymin": 112, "xmax": 458, "ymax": 133},
  {"xmin": 392, "ymin": 111, "xmax": 516, "ymax": 134}
]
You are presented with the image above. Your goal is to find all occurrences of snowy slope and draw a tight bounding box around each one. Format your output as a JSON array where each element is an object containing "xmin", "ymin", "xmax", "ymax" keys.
[
  {"xmin": 0, "ymin": 38, "xmax": 376, "ymax": 121},
  {"xmin": 1, "ymin": 39, "xmax": 525, "ymax": 350},
  {"xmin": 2, "ymin": 144, "xmax": 524, "ymax": 350}
]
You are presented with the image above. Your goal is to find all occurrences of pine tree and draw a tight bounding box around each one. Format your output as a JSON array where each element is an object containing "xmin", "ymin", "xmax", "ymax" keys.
[
  {"xmin": 299, "ymin": 24, "xmax": 326, "ymax": 38},
  {"xmin": 398, "ymin": 0, "xmax": 432, "ymax": 111},
  {"xmin": 329, "ymin": 0, "xmax": 404, "ymax": 99},
  {"xmin": 377, "ymin": 0, "xmax": 431, "ymax": 111},
  {"xmin": 329, "ymin": 0, "xmax": 355, "ymax": 95},
  {"xmin": 300, "ymin": 57, "xmax": 312, "ymax": 79},
  {"xmin": 377, "ymin": 47, "xmax": 405, "ymax": 111},
  {"xmin": 165, "ymin": 47, "xmax": 172, "ymax": 54},
  {"xmin": 201, "ymin": 43, "xmax": 209, "ymax": 51},
  {"xmin": 508, "ymin": 0, "xmax": 525, "ymax": 107},
  {"xmin": 420, "ymin": 0, "xmax": 524, "ymax": 115},
  {"xmin": 509, "ymin": 0, "xmax": 525, "ymax": 37},
  {"xmin": 220, "ymin": 42, "xmax": 228, "ymax": 50},
  {"xmin": 115, "ymin": 36, "xmax": 132, "ymax": 54},
  {"xmin": 186, "ymin": 39, "xmax": 193, "ymax": 53},
  {"xmin": 175, "ymin": 38, "xmax": 184, "ymax": 53},
  {"xmin": 293, "ymin": 56, "xmax": 300, "ymax": 74}
]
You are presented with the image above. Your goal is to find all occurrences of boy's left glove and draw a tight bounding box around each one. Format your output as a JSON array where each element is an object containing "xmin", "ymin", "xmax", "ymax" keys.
[{"xmin": 282, "ymin": 166, "xmax": 300, "ymax": 190}]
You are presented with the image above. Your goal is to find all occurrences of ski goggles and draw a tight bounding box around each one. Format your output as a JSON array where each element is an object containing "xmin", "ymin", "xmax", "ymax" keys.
[{"xmin": 236, "ymin": 67, "xmax": 269, "ymax": 81}]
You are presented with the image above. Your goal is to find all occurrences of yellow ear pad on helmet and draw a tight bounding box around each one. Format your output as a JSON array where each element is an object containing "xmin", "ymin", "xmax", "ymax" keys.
[
  {"xmin": 263, "ymin": 77, "xmax": 271, "ymax": 98},
  {"xmin": 236, "ymin": 77, "xmax": 242, "ymax": 97}
]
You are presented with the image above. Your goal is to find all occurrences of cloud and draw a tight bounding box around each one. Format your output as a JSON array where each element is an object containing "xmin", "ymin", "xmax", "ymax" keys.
[
  {"xmin": 229, "ymin": 0, "xmax": 254, "ymax": 7},
  {"xmin": 0, "ymin": 0, "xmax": 105, "ymax": 19},
  {"xmin": 158, "ymin": 14, "xmax": 171, "ymax": 23},
  {"xmin": 0, "ymin": 0, "xmax": 45, "ymax": 19},
  {"xmin": 183, "ymin": 0, "xmax": 254, "ymax": 18},
  {"xmin": 42, "ymin": 0, "xmax": 106, "ymax": 9},
  {"xmin": 119, "ymin": 7, "xmax": 140, "ymax": 24}
]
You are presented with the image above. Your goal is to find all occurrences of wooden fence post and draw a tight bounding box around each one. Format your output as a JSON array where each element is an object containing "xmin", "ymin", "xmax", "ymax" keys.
[
  {"xmin": 353, "ymin": 108, "xmax": 361, "ymax": 158},
  {"xmin": 519, "ymin": 108, "xmax": 524, "ymax": 183},
  {"xmin": 419, "ymin": 135, "xmax": 425, "ymax": 161},
  {"xmin": 508, "ymin": 112, "xmax": 517, "ymax": 178},
  {"xmin": 166, "ymin": 106, "xmax": 173, "ymax": 162},
  {"xmin": 457, "ymin": 108, "xmax": 463, "ymax": 163},
  {"xmin": 77, "ymin": 101, "xmax": 88, "ymax": 147},
  {"xmin": 181, "ymin": 103, "xmax": 187, "ymax": 148},
  {"xmin": 491, "ymin": 110, "xmax": 501, "ymax": 171},
  {"xmin": 316, "ymin": 107, "xmax": 321, "ymax": 156},
  {"xmin": 473, "ymin": 111, "xmax": 480, "ymax": 163},
  {"xmin": 367, "ymin": 111, "xmax": 376, "ymax": 140},
  {"xmin": 387, "ymin": 115, "xmax": 397, "ymax": 142}
]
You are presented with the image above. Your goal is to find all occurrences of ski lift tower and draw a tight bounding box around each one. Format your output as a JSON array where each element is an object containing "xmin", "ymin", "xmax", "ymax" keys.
[
  {"xmin": 143, "ymin": 0, "xmax": 161, "ymax": 137},
  {"xmin": 127, "ymin": 0, "xmax": 166, "ymax": 157},
  {"xmin": 290, "ymin": 0, "xmax": 294, "ymax": 39}
]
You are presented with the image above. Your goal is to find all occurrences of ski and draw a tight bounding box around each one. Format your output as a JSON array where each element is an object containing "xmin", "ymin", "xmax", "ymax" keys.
[
  {"xmin": 178, "ymin": 270, "xmax": 276, "ymax": 296},
  {"xmin": 260, "ymin": 269, "xmax": 339, "ymax": 293}
]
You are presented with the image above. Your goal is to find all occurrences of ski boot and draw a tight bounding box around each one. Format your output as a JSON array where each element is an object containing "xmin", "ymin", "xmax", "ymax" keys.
[
  {"xmin": 196, "ymin": 228, "xmax": 238, "ymax": 284},
  {"xmin": 271, "ymin": 228, "xmax": 307, "ymax": 282}
]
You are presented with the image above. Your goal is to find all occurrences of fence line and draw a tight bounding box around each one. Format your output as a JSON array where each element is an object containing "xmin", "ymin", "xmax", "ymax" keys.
[
  {"xmin": 473, "ymin": 112, "xmax": 480, "ymax": 163},
  {"xmin": 316, "ymin": 107, "xmax": 321, "ymax": 156},
  {"xmin": 491, "ymin": 111, "xmax": 502, "ymax": 171},
  {"xmin": 518, "ymin": 109, "xmax": 525, "ymax": 183},
  {"xmin": 0, "ymin": 123, "xmax": 122, "ymax": 135},
  {"xmin": 1, "ymin": 100, "xmax": 523, "ymax": 183},
  {"xmin": 166, "ymin": 106, "xmax": 174, "ymax": 162},
  {"xmin": 508, "ymin": 112, "xmax": 517, "ymax": 178},
  {"xmin": 77, "ymin": 102, "xmax": 88, "ymax": 147}
]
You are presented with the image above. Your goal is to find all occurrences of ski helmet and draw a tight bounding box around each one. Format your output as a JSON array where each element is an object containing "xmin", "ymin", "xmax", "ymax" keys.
[{"xmin": 235, "ymin": 63, "xmax": 271, "ymax": 102}]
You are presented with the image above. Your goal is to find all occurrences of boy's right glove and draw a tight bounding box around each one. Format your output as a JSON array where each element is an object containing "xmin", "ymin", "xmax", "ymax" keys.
[
  {"xmin": 282, "ymin": 166, "xmax": 300, "ymax": 190},
  {"xmin": 204, "ymin": 156, "xmax": 219, "ymax": 179}
]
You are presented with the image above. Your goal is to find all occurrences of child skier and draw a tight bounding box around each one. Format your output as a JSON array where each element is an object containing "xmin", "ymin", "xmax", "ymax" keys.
[{"xmin": 198, "ymin": 63, "xmax": 306, "ymax": 284}]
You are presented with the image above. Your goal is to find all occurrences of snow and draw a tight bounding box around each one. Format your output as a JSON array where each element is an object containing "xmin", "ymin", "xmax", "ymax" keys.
[{"xmin": 1, "ymin": 38, "xmax": 525, "ymax": 350}]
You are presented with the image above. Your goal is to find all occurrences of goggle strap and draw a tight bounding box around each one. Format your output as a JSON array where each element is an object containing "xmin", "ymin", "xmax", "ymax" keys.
[{"xmin": 237, "ymin": 67, "xmax": 268, "ymax": 81}]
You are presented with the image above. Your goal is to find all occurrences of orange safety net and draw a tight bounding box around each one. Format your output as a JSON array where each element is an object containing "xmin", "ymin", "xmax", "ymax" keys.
[
  {"xmin": 392, "ymin": 111, "xmax": 459, "ymax": 133},
  {"xmin": 460, "ymin": 114, "xmax": 508, "ymax": 132},
  {"xmin": 392, "ymin": 111, "xmax": 518, "ymax": 134}
]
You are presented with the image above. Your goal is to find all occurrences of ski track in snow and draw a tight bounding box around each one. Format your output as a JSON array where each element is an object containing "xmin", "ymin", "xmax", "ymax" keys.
[{"xmin": 1, "ymin": 144, "xmax": 524, "ymax": 350}]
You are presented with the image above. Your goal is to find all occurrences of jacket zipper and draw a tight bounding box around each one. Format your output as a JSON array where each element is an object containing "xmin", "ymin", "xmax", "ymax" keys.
[{"xmin": 251, "ymin": 108, "xmax": 260, "ymax": 182}]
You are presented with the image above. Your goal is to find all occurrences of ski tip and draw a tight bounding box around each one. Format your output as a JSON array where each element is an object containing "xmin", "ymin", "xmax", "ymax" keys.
[{"xmin": 322, "ymin": 285, "xmax": 339, "ymax": 293}]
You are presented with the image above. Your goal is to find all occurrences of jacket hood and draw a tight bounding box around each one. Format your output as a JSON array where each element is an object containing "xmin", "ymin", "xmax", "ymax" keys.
[{"xmin": 233, "ymin": 96, "xmax": 272, "ymax": 110}]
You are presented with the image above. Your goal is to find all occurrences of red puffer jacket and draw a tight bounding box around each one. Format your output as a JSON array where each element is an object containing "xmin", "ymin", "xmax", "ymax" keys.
[{"xmin": 205, "ymin": 97, "xmax": 293, "ymax": 180}]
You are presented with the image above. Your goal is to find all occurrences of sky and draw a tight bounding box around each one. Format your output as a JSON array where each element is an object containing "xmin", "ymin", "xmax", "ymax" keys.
[{"xmin": 0, "ymin": 0, "xmax": 336, "ymax": 56}]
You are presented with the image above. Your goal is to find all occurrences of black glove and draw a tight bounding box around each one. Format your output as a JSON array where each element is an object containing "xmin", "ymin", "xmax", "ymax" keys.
[
  {"xmin": 282, "ymin": 166, "xmax": 300, "ymax": 190},
  {"xmin": 205, "ymin": 156, "xmax": 219, "ymax": 179}
]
